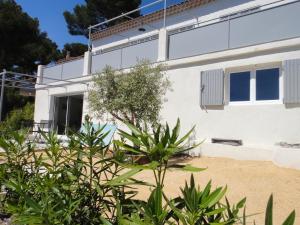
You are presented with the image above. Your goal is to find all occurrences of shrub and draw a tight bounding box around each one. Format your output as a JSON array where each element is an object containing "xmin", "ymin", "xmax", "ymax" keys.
[
  {"xmin": 0, "ymin": 102, "xmax": 34, "ymax": 135},
  {"xmin": 0, "ymin": 117, "xmax": 296, "ymax": 224},
  {"xmin": 0, "ymin": 117, "xmax": 142, "ymax": 224},
  {"xmin": 88, "ymin": 60, "xmax": 171, "ymax": 128}
]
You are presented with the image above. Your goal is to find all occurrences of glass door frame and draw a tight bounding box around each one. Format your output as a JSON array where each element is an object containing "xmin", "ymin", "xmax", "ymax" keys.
[{"xmin": 52, "ymin": 93, "xmax": 84, "ymax": 135}]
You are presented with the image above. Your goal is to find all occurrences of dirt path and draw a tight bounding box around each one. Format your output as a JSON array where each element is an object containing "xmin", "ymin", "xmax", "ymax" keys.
[{"xmin": 134, "ymin": 157, "xmax": 300, "ymax": 224}]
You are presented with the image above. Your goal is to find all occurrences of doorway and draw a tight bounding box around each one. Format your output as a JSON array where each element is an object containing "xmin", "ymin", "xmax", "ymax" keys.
[{"xmin": 53, "ymin": 94, "xmax": 83, "ymax": 135}]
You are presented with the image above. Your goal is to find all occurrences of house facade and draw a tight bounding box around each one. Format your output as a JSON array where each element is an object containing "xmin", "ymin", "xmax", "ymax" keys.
[{"xmin": 34, "ymin": 0, "xmax": 300, "ymax": 169}]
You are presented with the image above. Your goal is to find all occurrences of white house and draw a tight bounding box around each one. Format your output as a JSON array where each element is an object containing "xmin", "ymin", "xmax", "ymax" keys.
[{"xmin": 34, "ymin": 0, "xmax": 300, "ymax": 169}]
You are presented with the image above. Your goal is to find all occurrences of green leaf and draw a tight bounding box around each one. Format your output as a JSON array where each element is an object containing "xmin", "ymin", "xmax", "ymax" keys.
[
  {"xmin": 209, "ymin": 186, "xmax": 227, "ymax": 208},
  {"xmin": 205, "ymin": 207, "xmax": 226, "ymax": 216},
  {"xmin": 24, "ymin": 196, "xmax": 42, "ymax": 211},
  {"xmin": 236, "ymin": 197, "xmax": 247, "ymax": 209},
  {"xmin": 66, "ymin": 171, "xmax": 77, "ymax": 181},
  {"xmin": 265, "ymin": 194, "xmax": 273, "ymax": 225},
  {"xmin": 202, "ymin": 180, "xmax": 212, "ymax": 198},
  {"xmin": 175, "ymin": 125, "xmax": 195, "ymax": 146},
  {"xmin": 170, "ymin": 118, "xmax": 180, "ymax": 144},
  {"xmin": 100, "ymin": 216, "xmax": 113, "ymax": 225},
  {"xmin": 118, "ymin": 130, "xmax": 142, "ymax": 147},
  {"xmin": 125, "ymin": 161, "xmax": 160, "ymax": 170},
  {"xmin": 200, "ymin": 186, "xmax": 227, "ymax": 209},
  {"xmin": 124, "ymin": 122, "xmax": 142, "ymax": 136},
  {"xmin": 282, "ymin": 210, "xmax": 295, "ymax": 225},
  {"xmin": 106, "ymin": 168, "xmax": 142, "ymax": 186},
  {"xmin": 181, "ymin": 164, "xmax": 206, "ymax": 172}
]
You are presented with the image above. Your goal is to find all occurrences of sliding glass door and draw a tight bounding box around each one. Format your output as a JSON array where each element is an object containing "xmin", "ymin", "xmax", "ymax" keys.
[{"xmin": 53, "ymin": 95, "xmax": 83, "ymax": 135}]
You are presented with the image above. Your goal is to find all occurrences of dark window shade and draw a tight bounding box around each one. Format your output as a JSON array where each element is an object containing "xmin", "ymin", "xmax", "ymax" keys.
[
  {"xmin": 230, "ymin": 72, "xmax": 251, "ymax": 102},
  {"xmin": 256, "ymin": 68, "xmax": 279, "ymax": 101}
]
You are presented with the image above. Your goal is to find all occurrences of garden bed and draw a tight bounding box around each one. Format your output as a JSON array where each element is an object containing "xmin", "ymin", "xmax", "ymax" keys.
[{"xmin": 134, "ymin": 156, "xmax": 300, "ymax": 225}]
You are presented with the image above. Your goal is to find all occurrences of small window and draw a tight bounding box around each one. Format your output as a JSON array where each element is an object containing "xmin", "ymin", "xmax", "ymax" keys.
[
  {"xmin": 256, "ymin": 68, "xmax": 279, "ymax": 100},
  {"xmin": 228, "ymin": 66, "xmax": 281, "ymax": 104},
  {"xmin": 230, "ymin": 71, "xmax": 250, "ymax": 102}
]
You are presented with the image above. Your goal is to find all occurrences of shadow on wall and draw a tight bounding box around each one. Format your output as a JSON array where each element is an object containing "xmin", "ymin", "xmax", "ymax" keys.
[
  {"xmin": 285, "ymin": 103, "xmax": 300, "ymax": 109},
  {"xmin": 200, "ymin": 105, "xmax": 225, "ymax": 111}
]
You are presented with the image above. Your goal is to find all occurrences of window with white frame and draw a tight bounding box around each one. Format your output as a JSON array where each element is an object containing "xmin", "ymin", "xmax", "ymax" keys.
[
  {"xmin": 230, "ymin": 71, "xmax": 251, "ymax": 102},
  {"xmin": 228, "ymin": 66, "xmax": 281, "ymax": 103}
]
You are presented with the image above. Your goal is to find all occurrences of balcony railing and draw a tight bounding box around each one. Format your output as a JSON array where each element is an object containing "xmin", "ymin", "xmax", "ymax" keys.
[
  {"xmin": 92, "ymin": 36, "xmax": 159, "ymax": 73},
  {"xmin": 42, "ymin": 57, "xmax": 84, "ymax": 84},
  {"xmin": 40, "ymin": 0, "xmax": 300, "ymax": 83},
  {"xmin": 168, "ymin": 0, "xmax": 300, "ymax": 59}
]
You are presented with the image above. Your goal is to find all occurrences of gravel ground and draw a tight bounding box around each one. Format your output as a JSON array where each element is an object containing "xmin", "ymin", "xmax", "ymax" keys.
[{"xmin": 134, "ymin": 156, "xmax": 300, "ymax": 224}]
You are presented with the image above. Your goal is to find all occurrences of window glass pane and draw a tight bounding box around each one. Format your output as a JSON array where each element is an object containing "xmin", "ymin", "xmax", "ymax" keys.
[
  {"xmin": 256, "ymin": 68, "xmax": 279, "ymax": 100},
  {"xmin": 230, "ymin": 71, "xmax": 250, "ymax": 102}
]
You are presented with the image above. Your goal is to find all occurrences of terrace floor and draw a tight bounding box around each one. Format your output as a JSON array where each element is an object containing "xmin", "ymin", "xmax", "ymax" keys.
[{"xmin": 134, "ymin": 156, "xmax": 300, "ymax": 224}]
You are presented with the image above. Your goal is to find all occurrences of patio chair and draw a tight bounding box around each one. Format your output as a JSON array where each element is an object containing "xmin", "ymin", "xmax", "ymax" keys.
[{"xmin": 29, "ymin": 120, "xmax": 53, "ymax": 143}]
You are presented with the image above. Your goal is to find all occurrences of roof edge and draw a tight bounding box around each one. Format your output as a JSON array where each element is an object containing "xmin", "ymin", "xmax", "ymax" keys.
[{"xmin": 90, "ymin": 0, "xmax": 213, "ymax": 41}]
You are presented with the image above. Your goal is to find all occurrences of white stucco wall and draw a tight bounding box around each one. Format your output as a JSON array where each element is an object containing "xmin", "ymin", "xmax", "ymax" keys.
[
  {"xmin": 161, "ymin": 50, "xmax": 300, "ymax": 147},
  {"xmin": 34, "ymin": 39, "xmax": 300, "ymax": 169},
  {"xmin": 34, "ymin": 90, "xmax": 50, "ymax": 123},
  {"xmin": 34, "ymin": 0, "xmax": 300, "ymax": 169}
]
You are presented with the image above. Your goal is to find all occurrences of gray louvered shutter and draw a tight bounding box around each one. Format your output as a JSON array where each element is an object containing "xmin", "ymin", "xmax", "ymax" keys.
[
  {"xmin": 200, "ymin": 69, "xmax": 224, "ymax": 106},
  {"xmin": 284, "ymin": 59, "xmax": 300, "ymax": 104}
]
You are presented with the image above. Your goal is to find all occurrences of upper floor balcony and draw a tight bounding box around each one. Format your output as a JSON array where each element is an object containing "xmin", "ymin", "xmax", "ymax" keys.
[{"xmin": 38, "ymin": 0, "xmax": 300, "ymax": 86}]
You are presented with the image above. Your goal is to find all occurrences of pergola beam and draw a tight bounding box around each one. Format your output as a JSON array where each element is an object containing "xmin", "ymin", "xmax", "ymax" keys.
[
  {"xmin": 4, "ymin": 78, "xmax": 35, "ymax": 86},
  {"xmin": 3, "ymin": 84, "xmax": 35, "ymax": 90},
  {"xmin": 4, "ymin": 70, "xmax": 88, "ymax": 86},
  {"xmin": 0, "ymin": 70, "xmax": 91, "ymax": 122}
]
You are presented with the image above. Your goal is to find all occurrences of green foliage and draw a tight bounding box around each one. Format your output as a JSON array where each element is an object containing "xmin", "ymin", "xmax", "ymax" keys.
[
  {"xmin": 0, "ymin": 117, "xmax": 296, "ymax": 225},
  {"xmin": 89, "ymin": 60, "xmax": 171, "ymax": 127},
  {"xmin": 0, "ymin": 116, "xmax": 141, "ymax": 224},
  {"xmin": 170, "ymin": 174, "xmax": 245, "ymax": 225},
  {"xmin": 0, "ymin": 102, "xmax": 34, "ymax": 135},
  {"xmin": 1, "ymin": 88, "xmax": 34, "ymax": 122},
  {"xmin": 0, "ymin": 0, "xmax": 59, "ymax": 123},
  {"xmin": 115, "ymin": 119, "xmax": 204, "ymax": 188},
  {"xmin": 63, "ymin": 0, "xmax": 141, "ymax": 37},
  {"xmin": 121, "ymin": 187, "xmax": 170, "ymax": 225},
  {"xmin": 116, "ymin": 121, "xmax": 243, "ymax": 225},
  {"xmin": 0, "ymin": 0, "xmax": 60, "ymax": 72},
  {"xmin": 60, "ymin": 43, "xmax": 88, "ymax": 59},
  {"xmin": 248, "ymin": 194, "xmax": 296, "ymax": 225}
]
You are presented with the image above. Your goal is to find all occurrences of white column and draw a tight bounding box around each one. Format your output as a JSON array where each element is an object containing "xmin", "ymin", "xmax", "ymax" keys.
[
  {"xmin": 81, "ymin": 91, "xmax": 90, "ymax": 124},
  {"xmin": 83, "ymin": 51, "xmax": 92, "ymax": 76},
  {"xmin": 157, "ymin": 28, "xmax": 168, "ymax": 62},
  {"xmin": 37, "ymin": 65, "xmax": 44, "ymax": 85}
]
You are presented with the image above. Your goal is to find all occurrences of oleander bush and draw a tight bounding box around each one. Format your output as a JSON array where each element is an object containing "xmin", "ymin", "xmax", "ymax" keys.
[
  {"xmin": 0, "ymin": 102, "xmax": 34, "ymax": 137},
  {"xmin": 0, "ymin": 117, "xmax": 295, "ymax": 224}
]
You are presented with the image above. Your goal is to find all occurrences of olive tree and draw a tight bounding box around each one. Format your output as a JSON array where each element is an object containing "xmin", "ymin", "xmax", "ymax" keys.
[{"xmin": 88, "ymin": 60, "xmax": 171, "ymax": 127}]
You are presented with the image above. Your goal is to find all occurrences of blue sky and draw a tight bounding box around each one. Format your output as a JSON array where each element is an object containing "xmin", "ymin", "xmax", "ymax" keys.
[{"xmin": 16, "ymin": 0, "xmax": 183, "ymax": 49}]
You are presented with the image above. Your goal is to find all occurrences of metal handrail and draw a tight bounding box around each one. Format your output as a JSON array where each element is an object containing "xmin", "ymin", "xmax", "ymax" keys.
[{"xmin": 88, "ymin": 0, "xmax": 165, "ymax": 30}]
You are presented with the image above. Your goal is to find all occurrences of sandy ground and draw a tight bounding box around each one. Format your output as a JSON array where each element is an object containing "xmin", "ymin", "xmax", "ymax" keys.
[{"xmin": 134, "ymin": 157, "xmax": 300, "ymax": 225}]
